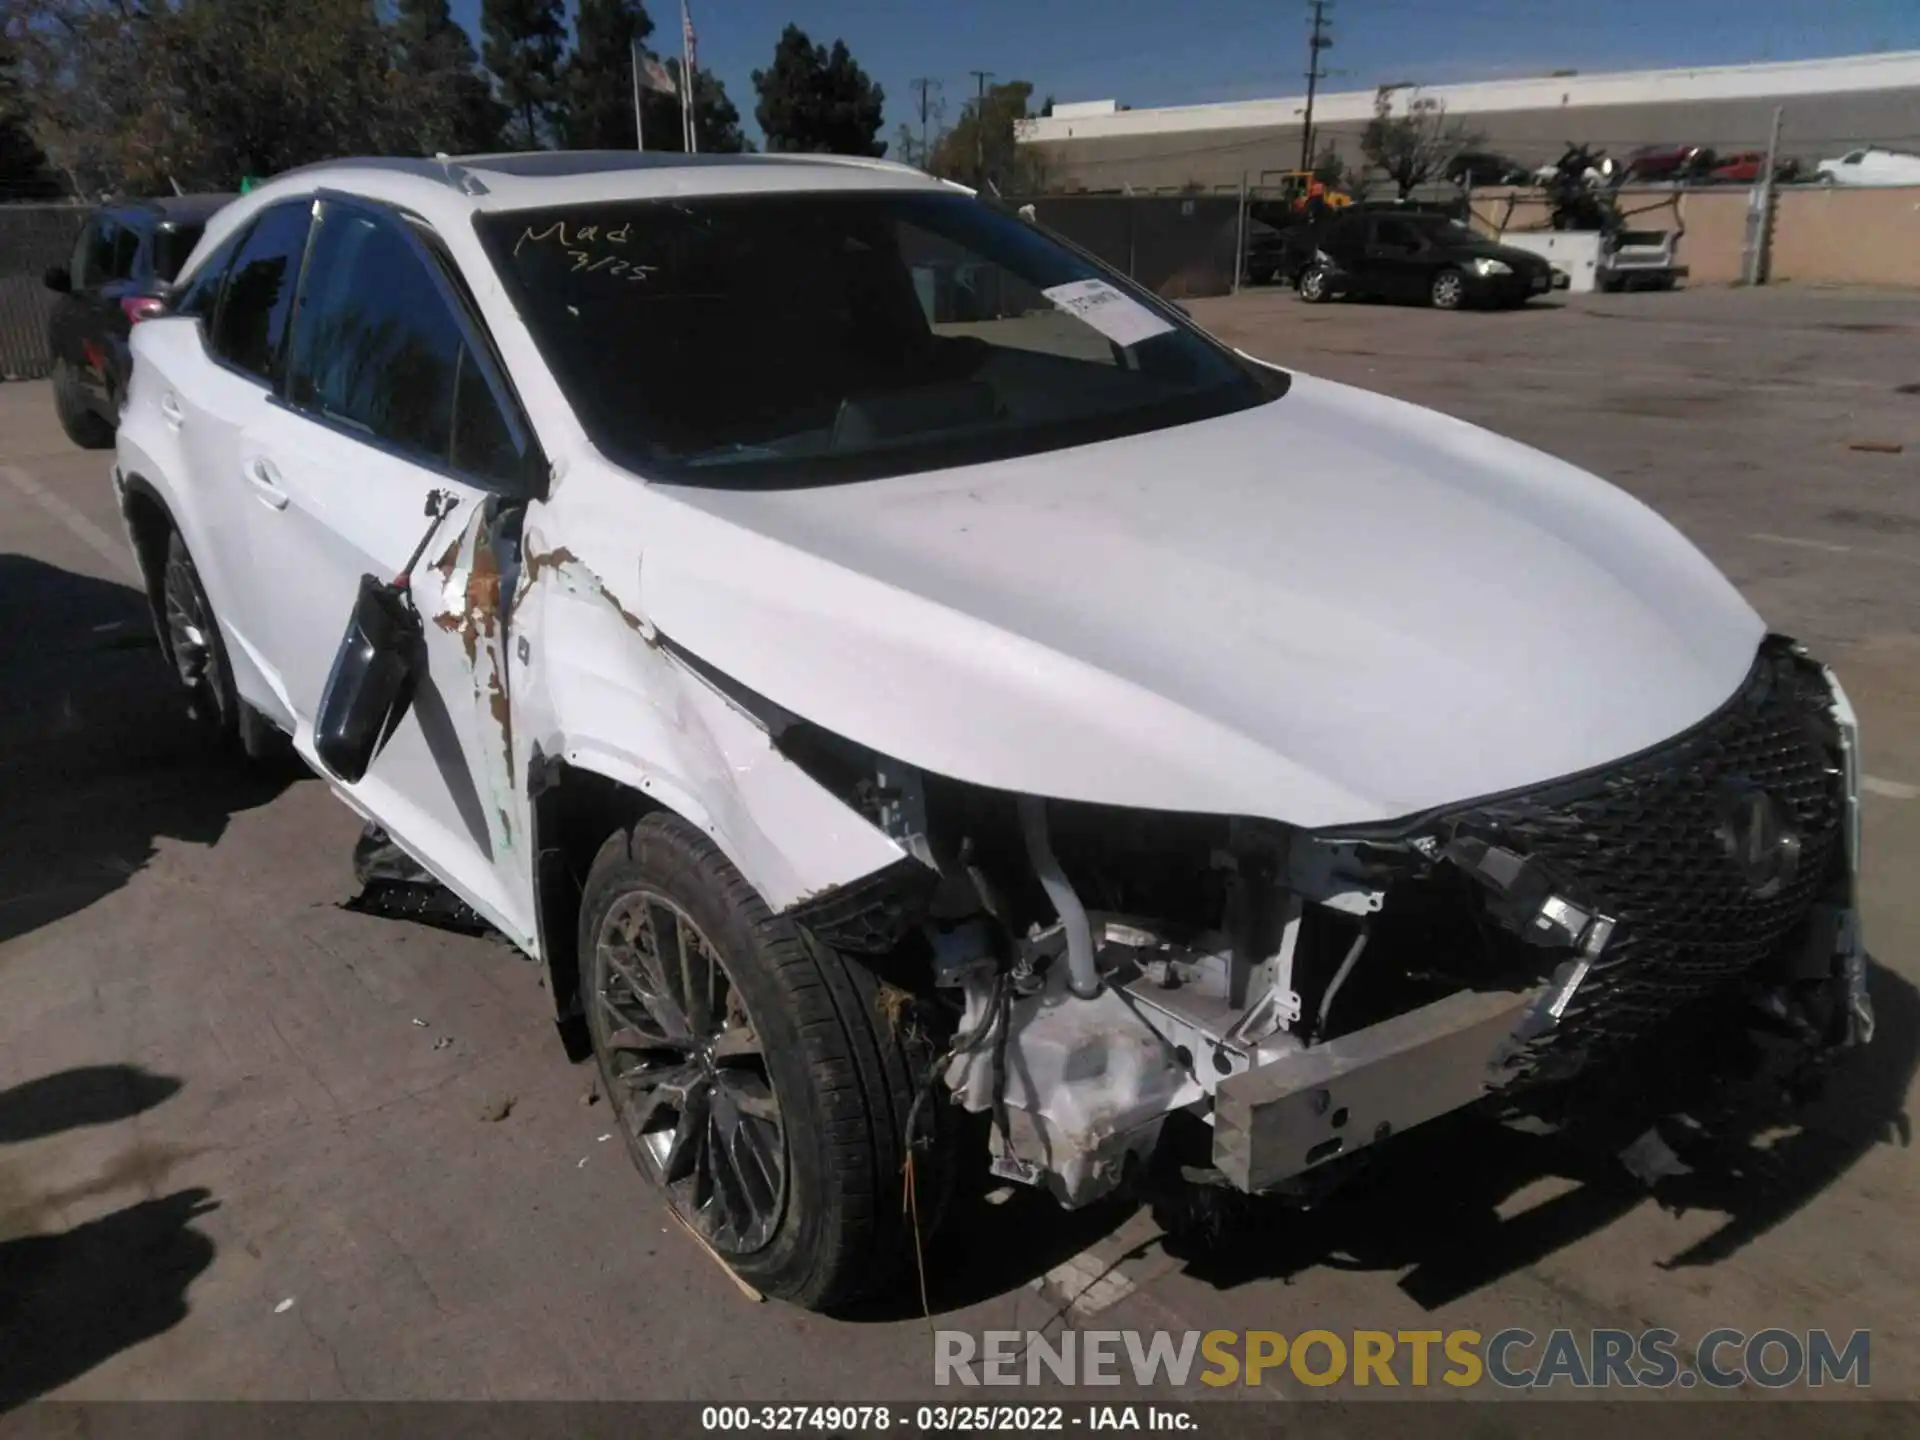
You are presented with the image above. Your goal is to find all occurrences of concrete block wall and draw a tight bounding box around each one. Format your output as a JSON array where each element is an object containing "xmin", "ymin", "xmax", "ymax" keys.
[{"xmin": 1470, "ymin": 184, "xmax": 1920, "ymax": 288}]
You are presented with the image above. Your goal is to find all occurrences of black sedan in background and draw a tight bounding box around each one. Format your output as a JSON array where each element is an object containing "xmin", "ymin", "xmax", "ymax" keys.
[
  {"xmin": 42, "ymin": 193, "xmax": 231, "ymax": 447},
  {"xmin": 1294, "ymin": 209, "xmax": 1556, "ymax": 309}
]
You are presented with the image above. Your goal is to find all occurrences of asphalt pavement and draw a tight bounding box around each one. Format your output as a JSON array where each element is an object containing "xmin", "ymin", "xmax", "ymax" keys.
[{"xmin": 2, "ymin": 283, "xmax": 1917, "ymax": 1409}]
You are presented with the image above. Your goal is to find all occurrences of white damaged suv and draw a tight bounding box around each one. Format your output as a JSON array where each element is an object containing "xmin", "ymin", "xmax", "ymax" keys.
[{"xmin": 115, "ymin": 152, "xmax": 1872, "ymax": 1311}]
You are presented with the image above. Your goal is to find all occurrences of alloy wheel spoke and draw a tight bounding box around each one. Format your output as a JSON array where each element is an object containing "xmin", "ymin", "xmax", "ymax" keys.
[
  {"xmin": 709, "ymin": 1021, "xmax": 763, "ymax": 1064},
  {"xmin": 662, "ymin": 1078, "xmax": 711, "ymax": 1186},
  {"xmin": 624, "ymin": 1077, "xmax": 682, "ymax": 1138},
  {"xmin": 715, "ymin": 1070, "xmax": 779, "ymax": 1123},
  {"xmin": 596, "ymin": 988, "xmax": 682, "ymax": 1052},
  {"xmin": 602, "ymin": 943, "xmax": 691, "ymax": 1043},
  {"xmin": 674, "ymin": 911, "xmax": 714, "ymax": 1037},
  {"xmin": 729, "ymin": 1116, "xmax": 782, "ymax": 1220},
  {"xmin": 704, "ymin": 1109, "xmax": 756, "ymax": 1241}
]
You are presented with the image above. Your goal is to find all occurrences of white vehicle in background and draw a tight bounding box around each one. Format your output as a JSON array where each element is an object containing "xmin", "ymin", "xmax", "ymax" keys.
[
  {"xmin": 114, "ymin": 152, "xmax": 1873, "ymax": 1313},
  {"xmin": 1816, "ymin": 146, "xmax": 1920, "ymax": 185}
]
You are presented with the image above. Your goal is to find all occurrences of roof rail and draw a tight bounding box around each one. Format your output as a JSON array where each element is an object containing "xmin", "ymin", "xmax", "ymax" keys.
[{"xmin": 751, "ymin": 152, "xmax": 926, "ymax": 178}]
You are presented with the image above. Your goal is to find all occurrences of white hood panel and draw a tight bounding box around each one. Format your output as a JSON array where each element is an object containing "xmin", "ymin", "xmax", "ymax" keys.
[{"xmin": 617, "ymin": 373, "xmax": 1763, "ymax": 829}]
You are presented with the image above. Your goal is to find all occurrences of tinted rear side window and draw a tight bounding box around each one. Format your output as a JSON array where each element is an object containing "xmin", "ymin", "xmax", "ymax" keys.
[
  {"xmin": 174, "ymin": 229, "xmax": 244, "ymax": 320},
  {"xmin": 108, "ymin": 221, "xmax": 141, "ymax": 281},
  {"xmin": 76, "ymin": 219, "xmax": 115, "ymax": 289},
  {"xmin": 210, "ymin": 201, "xmax": 312, "ymax": 384},
  {"xmin": 153, "ymin": 224, "xmax": 207, "ymax": 283}
]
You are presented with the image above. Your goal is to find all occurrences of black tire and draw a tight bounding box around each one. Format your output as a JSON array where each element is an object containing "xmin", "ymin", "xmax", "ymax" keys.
[
  {"xmin": 580, "ymin": 813, "xmax": 945, "ymax": 1311},
  {"xmin": 1297, "ymin": 264, "xmax": 1333, "ymax": 303},
  {"xmin": 1430, "ymin": 268, "xmax": 1467, "ymax": 310},
  {"xmin": 160, "ymin": 528, "xmax": 240, "ymax": 748},
  {"xmin": 52, "ymin": 358, "xmax": 114, "ymax": 449}
]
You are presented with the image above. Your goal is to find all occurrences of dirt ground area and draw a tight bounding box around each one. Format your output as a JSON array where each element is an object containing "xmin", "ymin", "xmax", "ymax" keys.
[{"xmin": 2, "ymin": 282, "xmax": 1917, "ymax": 1410}]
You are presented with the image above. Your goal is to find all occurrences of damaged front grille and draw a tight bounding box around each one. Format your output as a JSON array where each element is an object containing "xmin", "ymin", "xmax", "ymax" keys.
[{"xmin": 1449, "ymin": 638, "xmax": 1846, "ymax": 1074}]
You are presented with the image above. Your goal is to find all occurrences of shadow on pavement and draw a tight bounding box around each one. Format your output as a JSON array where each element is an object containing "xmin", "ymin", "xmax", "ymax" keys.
[
  {"xmin": 1150, "ymin": 961, "xmax": 1917, "ymax": 1310},
  {"xmin": 0, "ymin": 553, "xmax": 307, "ymax": 946},
  {"xmin": 0, "ymin": 1187, "xmax": 217, "ymax": 1409},
  {"xmin": 0, "ymin": 1064, "xmax": 213, "ymax": 1409},
  {"xmin": 0, "ymin": 1065, "xmax": 182, "ymax": 1144}
]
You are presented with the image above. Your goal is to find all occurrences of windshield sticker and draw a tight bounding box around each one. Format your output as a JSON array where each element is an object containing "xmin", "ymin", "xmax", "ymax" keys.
[{"xmin": 1041, "ymin": 279, "xmax": 1175, "ymax": 348}]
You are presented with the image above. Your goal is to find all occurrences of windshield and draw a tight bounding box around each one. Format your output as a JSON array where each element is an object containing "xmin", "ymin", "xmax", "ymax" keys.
[
  {"xmin": 153, "ymin": 223, "xmax": 206, "ymax": 282},
  {"xmin": 476, "ymin": 191, "xmax": 1281, "ymax": 486}
]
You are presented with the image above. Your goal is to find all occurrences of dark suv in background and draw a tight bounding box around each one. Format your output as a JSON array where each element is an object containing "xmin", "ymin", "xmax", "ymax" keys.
[{"xmin": 43, "ymin": 193, "xmax": 231, "ymax": 447}]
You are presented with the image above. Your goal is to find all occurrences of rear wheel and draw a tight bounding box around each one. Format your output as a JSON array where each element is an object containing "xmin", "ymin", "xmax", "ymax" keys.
[
  {"xmin": 52, "ymin": 358, "xmax": 114, "ymax": 449},
  {"xmin": 1430, "ymin": 268, "xmax": 1467, "ymax": 310},
  {"xmin": 1297, "ymin": 264, "xmax": 1333, "ymax": 303},
  {"xmin": 581, "ymin": 813, "xmax": 947, "ymax": 1311},
  {"xmin": 160, "ymin": 528, "xmax": 240, "ymax": 748}
]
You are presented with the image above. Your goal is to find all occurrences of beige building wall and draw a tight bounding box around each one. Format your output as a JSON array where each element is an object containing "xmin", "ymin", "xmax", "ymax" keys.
[
  {"xmin": 1771, "ymin": 186, "xmax": 1920, "ymax": 287},
  {"xmin": 1468, "ymin": 184, "xmax": 1920, "ymax": 288}
]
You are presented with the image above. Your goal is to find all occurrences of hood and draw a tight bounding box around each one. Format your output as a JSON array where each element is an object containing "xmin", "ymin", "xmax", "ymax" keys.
[
  {"xmin": 595, "ymin": 374, "xmax": 1763, "ymax": 830},
  {"xmin": 1442, "ymin": 236, "xmax": 1549, "ymax": 269}
]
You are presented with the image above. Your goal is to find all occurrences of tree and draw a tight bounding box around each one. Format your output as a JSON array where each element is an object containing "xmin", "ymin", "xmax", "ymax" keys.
[
  {"xmin": 1310, "ymin": 143, "xmax": 1345, "ymax": 188},
  {"xmin": 559, "ymin": 0, "xmax": 654, "ymax": 149},
  {"xmin": 0, "ymin": 34, "xmax": 64, "ymax": 198},
  {"xmin": 481, "ymin": 0, "xmax": 566, "ymax": 148},
  {"xmin": 1360, "ymin": 85, "xmax": 1478, "ymax": 198},
  {"xmin": 554, "ymin": 2, "xmax": 744, "ymax": 153},
  {"xmin": 4, "ymin": 0, "xmax": 186, "ymax": 195},
  {"xmin": 166, "ymin": 0, "xmax": 409, "ymax": 182},
  {"xmin": 682, "ymin": 63, "xmax": 750, "ymax": 154},
  {"xmin": 751, "ymin": 24, "xmax": 883, "ymax": 156},
  {"xmin": 927, "ymin": 78, "xmax": 1048, "ymax": 193},
  {"xmin": 393, "ymin": 0, "xmax": 504, "ymax": 154},
  {"xmin": 6, "ymin": 0, "xmax": 422, "ymax": 193}
]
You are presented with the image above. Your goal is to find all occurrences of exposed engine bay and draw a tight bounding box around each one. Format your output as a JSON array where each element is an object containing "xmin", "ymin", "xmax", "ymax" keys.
[{"xmin": 769, "ymin": 635, "xmax": 1873, "ymax": 1210}]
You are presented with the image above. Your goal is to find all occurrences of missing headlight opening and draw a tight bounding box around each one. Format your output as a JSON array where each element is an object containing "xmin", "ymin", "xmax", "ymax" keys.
[{"xmin": 766, "ymin": 636, "xmax": 1870, "ymax": 1216}]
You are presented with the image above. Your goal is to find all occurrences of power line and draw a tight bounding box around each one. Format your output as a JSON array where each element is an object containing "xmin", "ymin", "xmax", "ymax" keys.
[{"xmin": 1300, "ymin": 0, "xmax": 1335, "ymax": 171}]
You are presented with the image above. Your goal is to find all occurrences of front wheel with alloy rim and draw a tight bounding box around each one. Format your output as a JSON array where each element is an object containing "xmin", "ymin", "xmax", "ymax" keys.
[
  {"xmin": 581, "ymin": 812, "xmax": 947, "ymax": 1311},
  {"xmin": 1430, "ymin": 268, "xmax": 1467, "ymax": 310},
  {"xmin": 161, "ymin": 528, "xmax": 240, "ymax": 747},
  {"xmin": 1297, "ymin": 264, "xmax": 1333, "ymax": 303}
]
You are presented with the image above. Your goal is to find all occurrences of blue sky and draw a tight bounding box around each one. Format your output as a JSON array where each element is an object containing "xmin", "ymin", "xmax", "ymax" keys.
[{"xmin": 450, "ymin": 0, "xmax": 1920, "ymax": 145}]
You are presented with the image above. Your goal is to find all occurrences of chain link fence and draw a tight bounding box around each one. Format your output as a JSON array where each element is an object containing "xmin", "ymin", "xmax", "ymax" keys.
[
  {"xmin": 1015, "ymin": 195, "xmax": 1248, "ymax": 299},
  {"xmin": 1, "ymin": 203, "xmax": 87, "ymax": 381}
]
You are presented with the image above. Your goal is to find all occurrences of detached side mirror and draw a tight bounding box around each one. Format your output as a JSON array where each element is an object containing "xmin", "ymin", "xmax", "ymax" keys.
[
  {"xmin": 43, "ymin": 264, "xmax": 71, "ymax": 294},
  {"xmin": 314, "ymin": 573, "xmax": 424, "ymax": 784}
]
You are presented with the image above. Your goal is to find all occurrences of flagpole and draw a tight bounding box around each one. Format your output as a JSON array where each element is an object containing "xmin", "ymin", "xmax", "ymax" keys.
[
  {"xmin": 631, "ymin": 37, "xmax": 645, "ymax": 150},
  {"xmin": 681, "ymin": 1, "xmax": 698, "ymax": 154}
]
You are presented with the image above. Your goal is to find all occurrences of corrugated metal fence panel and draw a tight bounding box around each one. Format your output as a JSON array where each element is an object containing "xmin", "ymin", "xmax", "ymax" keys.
[
  {"xmin": 1024, "ymin": 196, "xmax": 1244, "ymax": 299},
  {"xmin": 0, "ymin": 204, "xmax": 87, "ymax": 381}
]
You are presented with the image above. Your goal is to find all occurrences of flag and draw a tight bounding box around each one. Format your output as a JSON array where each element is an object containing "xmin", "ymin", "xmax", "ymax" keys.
[
  {"xmin": 636, "ymin": 50, "xmax": 677, "ymax": 96},
  {"xmin": 680, "ymin": 0, "xmax": 698, "ymax": 153}
]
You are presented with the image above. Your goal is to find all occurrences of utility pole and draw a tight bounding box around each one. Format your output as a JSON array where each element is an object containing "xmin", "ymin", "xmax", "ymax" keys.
[
  {"xmin": 911, "ymin": 77, "xmax": 942, "ymax": 168},
  {"xmin": 1744, "ymin": 105, "xmax": 1786, "ymax": 285},
  {"xmin": 970, "ymin": 69, "xmax": 995, "ymax": 187},
  {"xmin": 1300, "ymin": 0, "xmax": 1334, "ymax": 173}
]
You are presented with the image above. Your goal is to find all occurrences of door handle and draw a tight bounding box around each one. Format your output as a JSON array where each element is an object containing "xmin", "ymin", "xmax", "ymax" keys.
[
  {"xmin": 159, "ymin": 393, "xmax": 184, "ymax": 427},
  {"xmin": 245, "ymin": 456, "xmax": 289, "ymax": 511}
]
